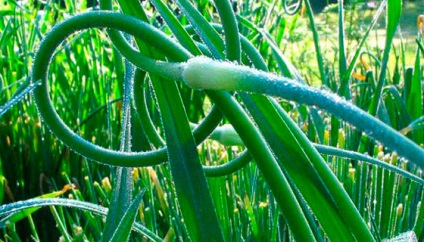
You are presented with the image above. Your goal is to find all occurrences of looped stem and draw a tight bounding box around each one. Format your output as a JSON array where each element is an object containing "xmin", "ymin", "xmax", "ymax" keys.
[
  {"xmin": 33, "ymin": 11, "xmax": 231, "ymax": 172},
  {"xmin": 32, "ymin": 11, "xmax": 185, "ymax": 167}
]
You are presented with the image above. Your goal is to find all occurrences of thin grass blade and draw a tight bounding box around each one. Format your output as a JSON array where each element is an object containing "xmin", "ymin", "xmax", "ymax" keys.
[
  {"xmin": 0, "ymin": 80, "xmax": 40, "ymax": 118},
  {"xmin": 368, "ymin": 0, "xmax": 402, "ymax": 116},
  {"xmin": 109, "ymin": 190, "xmax": 145, "ymax": 242},
  {"xmin": 177, "ymin": 0, "xmax": 225, "ymax": 58},
  {"xmin": 102, "ymin": 58, "xmax": 134, "ymax": 241},
  {"xmin": 406, "ymin": 48, "xmax": 423, "ymax": 144},
  {"xmin": 0, "ymin": 185, "xmax": 72, "ymax": 228},
  {"xmin": 150, "ymin": 74, "xmax": 224, "ymax": 241}
]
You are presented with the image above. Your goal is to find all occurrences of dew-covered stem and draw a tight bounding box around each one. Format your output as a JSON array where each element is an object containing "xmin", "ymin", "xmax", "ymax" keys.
[{"xmin": 183, "ymin": 56, "xmax": 424, "ymax": 168}]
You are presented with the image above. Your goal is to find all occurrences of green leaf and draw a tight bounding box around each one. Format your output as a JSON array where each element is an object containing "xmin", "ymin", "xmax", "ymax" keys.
[
  {"xmin": 213, "ymin": 0, "xmax": 240, "ymax": 61},
  {"xmin": 386, "ymin": 0, "xmax": 402, "ymax": 43},
  {"xmin": 0, "ymin": 156, "xmax": 4, "ymax": 205},
  {"xmin": 237, "ymin": 16, "xmax": 302, "ymax": 81},
  {"xmin": 151, "ymin": 75, "xmax": 224, "ymax": 241},
  {"xmin": 0, "ymin": 198, "xmax": 161, "ymax": 241},
  {"xmin": 0, "ymin": 186, "xmax": 72, "ymax": 228},
  {"xmin": 177, "ymin": 0, "xmax": 225, "ymax": 58},
  {"xmin": 242, "ymin": 94, "xmax": 366, "ymax": 241},
  {"xmin": 368, "ymin": 0, "xmax": 402, "ymax": 116},
  {"xmin": 0, "ymin": 80, "xmax": 40, "ymax": 118},
  {"xmin": 243, "ymin": 194, "xmax": 259, "ymax": 240},
  {"xmin": 102, "ymin": 57, "xmax": 135, "ymax": 242},
  {"xmin": 337, "ymin": 0, "xmax": 348, "ymax": 97},
  {"xmin": 109, "ymin": 191, "xmax": 145, "ymax": 242},
  {"xmin": 304, "ymin": 0, "xmax": 327, "ymax": 86},
  {"xmin": 206, "ymin": 91, "xmax": 316, "ymax": 242},
  {"xmin": 406, "ymin": 48, "xmax": 423, "ymax": 144},
  {"xmin": 150, "ymin": 0, "xmax": 202, "ymax": 55}
]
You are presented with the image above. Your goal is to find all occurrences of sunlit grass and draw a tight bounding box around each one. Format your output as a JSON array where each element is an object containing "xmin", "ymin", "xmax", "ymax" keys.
[{"xmin": 0, "ymin": 0, "xmax": 423, "ymax": 241}]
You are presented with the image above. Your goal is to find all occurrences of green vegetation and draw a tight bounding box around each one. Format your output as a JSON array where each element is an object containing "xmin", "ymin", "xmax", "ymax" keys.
[{"xmin": 0, "ymin": 0, "xmax": 423, "ymax": 241}]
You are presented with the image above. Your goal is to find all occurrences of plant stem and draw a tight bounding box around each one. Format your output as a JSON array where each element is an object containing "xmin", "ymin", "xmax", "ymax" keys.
[{"xmin": 182, "ymin": 57, "xmax": 424, "ymax": 168}]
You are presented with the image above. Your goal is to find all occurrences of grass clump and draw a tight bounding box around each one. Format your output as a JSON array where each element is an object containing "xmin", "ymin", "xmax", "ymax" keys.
[{"xmin": 0, "ymin": 0, "xmax": 423, "ymax": 241}]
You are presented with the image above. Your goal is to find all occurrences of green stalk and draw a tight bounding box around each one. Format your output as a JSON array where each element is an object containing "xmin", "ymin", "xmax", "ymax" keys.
[
  {"xmin": 406, "ymin": 48, "xmax": 423, "ymax": 144},
  {"xmin": 242, "ymin": 94, "xmax": 357, "ymax": 241},
  {"xmin": 149, "ymin": 0, "xmax": 202, "ymax": 55},
  {"xmin": 368, "ymin": 0, "xmax": 402, "ymax": 116},
  {"xmin": 203, "ymin": 150, "xmax": 252, "ymax": 177},
  {"xmin": 213, "ymin": 0, "xmax": 241, "ymax": 61},
  {"xmin": 102, "ymin": 1, "xmax": 224, "ymax": 238},
  {"xmin": 179, "ymin": 20, "xmax": 349, "ymax": 237},
  {"xmin": 149, "ymin": 74, "xmax": 224, "ymax": 241},
  {"xmin": 237, "ymin": 37, "xmax": 370, "ymax": 240},
  {"xmin": 133, "ymin": 69, "xmax": 165, "ymax": 147},
  {"xmin": 339, "ymin": 0, "xmax": 387, "ymax": 96},
  {"xmin": 413, "ymin": 193, "xmax": 424, "ymax": 239},
  {"xmin": 32, "ymin": 11, "xmax": 181, "ymax": 167},
  {"xmin": 314, "ymin": 145, "xmax": 424, "ymax": 185},
  {"xmin": 102, "ymin": 57, "xmax": 134, "ymax": 241},
  {"xmin": 27, "ymin": 215, "xmax": 40, "ymax": 242},
  {"xmin": 176, "ymin": 0, "xmax": 225, "ymax": 58},
  {"xmin": 50, "ymin": 206, "xmax": 72, "ymax": 242},
  {"xmin": 0, "ymin": 198, "xmax": 161, "ymax": 241},
  {"xmin": 203, "ymin": 136, "xmax": 424, "ymax": 184},
  {"xmin": 182, "ymin": 57, "xmax": 424, "ymax": 168},
  {"xmin": 206, "ymin": 91, "xmax": 316, "ymax": 242},
  {"xmin": 379, "ymin": 155, "xmax": 396, "ymax": 238},
  {"xmin": 338, "ymin": 0, "xmax": 348, "ymax": 98},
  {"xmin": 31, "ymin": 11, "xmax": 226, "ymax": 169},
  {"xmin": 304, "ymin": 0, "xmax": 327, "ymax": 86}
]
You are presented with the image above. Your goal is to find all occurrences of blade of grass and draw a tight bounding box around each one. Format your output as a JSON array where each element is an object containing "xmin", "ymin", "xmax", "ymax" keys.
[
  {"xmin": 338, "ymin": 0, "xmax": 348, "ymax": 98},
  {"xmin": 313, "ymin": 145, "xmax": 424, "ymax": 185},
  {"xmin": 234, "ymin": 39, "xmax": 367, "ymax": 240},
  {"xmin": 102, "ymin": 56, "xmax": 134, "ymax": 241},
  {"xmin": 406, "ymin": 48, "xmax": 423, "ymax": 144},
  {"xmin": 413, "ymin": 193, "xmax": 424, "ymax": 239},
  {"xmin": 109, "ymin": 190, "xmax": 145, "ymax": 242},
  {"xmin": 243, "ymin": 194, "xmax": 259, "ymax": 240},
  {"xmin": 0, "ymin": 185, "xmax": 72, "ymax": 228},
  {"xmin": 242, "ymin": 94, "xmax": 357, "ymax": 241},
  {"xmin": 133, "ymin": 69, "xmax": 165, "ymax": 148},
  {"xmin": 172, "ymin": 9, "xmax": 316, "ymax": 239},
  {"xmin": 0, "ymin": 156, "xmax": 4, "ymax": 205},
  {"xmin": 149, "ymin": 0, "xmax": 202, "ymax": 55},
  {"xmin": 0, "ymin": 198, "xmax": 161, "ymax": 241},
  {"xmin": 304, "ymin": 0, "xmax": 327, "ymax": 86},
  {"xmin": 368, "ymin": 0, "xmax": 402, "ymax": 116},
  {"xmin": 0, "ymin": 80, "xmax": 40, "ymax": 117},
  {"xmin": 150, "ymin": 74, "xmax": 224, "ymax": 241},
  {"xmin": 206, "ymin": 91, "xmax": 316, "ymax": 242},
  {"xmin": 176, "ymin": 0, "xmax": 225, "ymax": 58},
  {"xmin": 383, "ymin": 86, "xmax": 410, "ymax": 129},
  {"xmin": 236, "ymin": 16, "xmax": 302, "ymax": 81},
  {"xmin": 50, "ymin": 205, "xmax": 72, "ymax": 242},
  {"xmin": 214, "ymin": 0, "xmax": 240, "ymax": 61},
  {"xmin": 380, "ymin": 155, "xmax": 396, "ymax": 238}
]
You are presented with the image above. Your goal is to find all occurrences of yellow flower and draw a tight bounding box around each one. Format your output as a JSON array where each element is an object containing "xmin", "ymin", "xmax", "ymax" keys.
[{"xmin": 418, "ymin": 15, "xmax": 424, "ymax": 34}]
